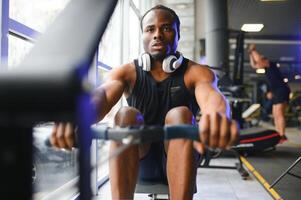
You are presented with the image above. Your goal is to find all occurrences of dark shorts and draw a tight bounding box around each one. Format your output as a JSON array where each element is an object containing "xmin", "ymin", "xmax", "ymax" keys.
[
  {"xmin": 138, "ymin": 142, "xmax": 202, "ymax": 188},
  {"xmin": 272, "ymin": 86, "xmax": 290, "ymax": 104}
]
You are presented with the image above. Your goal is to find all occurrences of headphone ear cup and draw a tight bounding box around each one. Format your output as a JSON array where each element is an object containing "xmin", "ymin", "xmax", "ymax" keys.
[
  {"xmin": 138, "ymin": 53, "xmax": 143, "ymax": 68},
  {"xmin": 162, "ymin": 55, "xmax": 177, "ymax": 73},
  {"xmin": 139, "ymin": 53, "xmax": 151, "ymax": 71},
  {"xmin": 162, "ymin": 53, "xmax": 183, "ymax": 73},
  {"xmin": 172, "ymin": 53, "xmax": 183, "ymax": 70}
]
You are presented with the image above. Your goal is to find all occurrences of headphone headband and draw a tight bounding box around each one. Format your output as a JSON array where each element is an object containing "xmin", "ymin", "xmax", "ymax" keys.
[{"xmin": 138, "ymin": 52, "xmax": 183, "ymax": 73}]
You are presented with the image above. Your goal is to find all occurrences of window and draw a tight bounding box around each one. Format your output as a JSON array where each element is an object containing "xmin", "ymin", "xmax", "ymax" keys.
[
  {"xmin": 1, "ymin": 0, "xmax": 151, "ymax": 198},
  {"xmin": 98, "ymin": 4, "xmax": 122, "ymax": 70},
  {"xmin": 8, "ymin": 34, "xmax": 33, "ymax": 68},
  {"xmin": 7, "ymin": 0, "xmax": 70, "ymax": 69},
  {"xmin": 4, "ymin": 1, "xmax": 79, "ymax": 199},
  {"xmin": 95, "ymin": 1, "xmax": 143, "ymax": 193},
  {"xmin": 128, "ymin": 7, "xmax": 141, "ymax": 61},
  {"xmin": 10, "ymin": 0, "xmax": 70, "ymax": 33}
]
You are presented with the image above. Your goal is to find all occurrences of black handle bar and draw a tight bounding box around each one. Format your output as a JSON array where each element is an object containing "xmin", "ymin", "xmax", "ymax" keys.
[{"xmin": 91, "ymin": 125, "xmax": 200, "ymax": 144}]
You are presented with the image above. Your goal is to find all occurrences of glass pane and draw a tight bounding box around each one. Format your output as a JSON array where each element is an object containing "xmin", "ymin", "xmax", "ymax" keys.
[
  {"xmin": 10, "ymin": 0, "xmax": 71, "ymax": 33},
  {"xmin": 98, "ymin": 3, "xmax": 121, "ymax": 69},
  {"xmin": 96, "ymin": 140, "xmax": 109, "ymax": 181},
  {"xmin": 97, "ymin": 67, "xmax": 110, "ymax": 85},
  {"xmin": 132, "ymin": 0, "xmax": 140, "ymax": 8},
  {"xmin": 8, "ymin": 35, "xmax": 34, "ymax": 68},
  {"xmin": 129, "ymin": 7, "xmax": 140, "ymax": 61},
  {"xmin": 32, "ymin": 123, "xmax": 79, "ymax": 200}
]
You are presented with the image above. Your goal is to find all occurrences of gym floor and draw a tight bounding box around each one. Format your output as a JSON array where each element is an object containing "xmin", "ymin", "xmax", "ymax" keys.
[
  {"xmin": 97, "ymin": 161, "xmax": 272, "ymax": 200},
  {"xmin": 244, "ymin": 122, "xmax": 301, "ymax": 200}
]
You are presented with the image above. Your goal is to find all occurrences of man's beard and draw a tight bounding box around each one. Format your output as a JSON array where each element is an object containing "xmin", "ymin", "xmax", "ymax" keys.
[{"xmin": 150, "ymin": 52, "xmax": 166, "ymax": 61}]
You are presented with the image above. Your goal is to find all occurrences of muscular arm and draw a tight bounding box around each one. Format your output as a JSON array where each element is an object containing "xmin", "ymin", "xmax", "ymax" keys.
[
  {"xmin": 248, "ymin": 45, "xmax": 270, "ymax": 69},
  {"xmin": 51, "ymin": 63, "xmax": 135, "ymax": 149},
  {"xmin": 187, "ymin": 64, "xmax": 238, "ymax": 151},
  {"xmin": 195, "ymin": 72, "xmax": 230, "ymax": 117},
  {"xmin": 92, "ymin": 71, "xmax": 126, "ymax": 122}
]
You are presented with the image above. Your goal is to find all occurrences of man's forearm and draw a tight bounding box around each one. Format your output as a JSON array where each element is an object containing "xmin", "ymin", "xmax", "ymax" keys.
[
  {"xmin": 200, "ymin": 89, "xmax": 231, "ymax": 118},
  {"xmin": 209, "ymin": 95, "xmax": 230, "ymax": 118},
  {"xmin": 92, "ymin": 87, "xmax": 111, "ymax": 122}
]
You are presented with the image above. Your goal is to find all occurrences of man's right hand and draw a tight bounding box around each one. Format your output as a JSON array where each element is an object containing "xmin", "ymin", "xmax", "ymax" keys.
[{"xmin": 50, "ymin": 122, "xmax": 76, "ymax": 150}]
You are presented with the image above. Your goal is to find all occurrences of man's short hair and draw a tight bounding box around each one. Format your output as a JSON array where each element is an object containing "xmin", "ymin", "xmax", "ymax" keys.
[{"xmin": 140, "ymin": 4, "xmax": 181, "ymax": 39}]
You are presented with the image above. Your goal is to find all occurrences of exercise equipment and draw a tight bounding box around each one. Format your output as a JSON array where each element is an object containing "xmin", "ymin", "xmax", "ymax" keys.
[
  {"xmin": 235, "ymin": 127, "xmax": 280, "ymax": 155},
  {"xmin": 90, "ymin": 124, "xmax": 249, "ymax": 198},
  {"xmin": 198, "ymin": 127, "xmax": 280, "ymax": 181},
  {"xmin": 270, "ymin": 156, "xmax": 301, "ymax": 188},
  {"xmin": 0, "ymin": 0, "xmax": 118, "ymax": 199},
  {"xmin": 92, "ymin": 124, "xmax": 200, "ymax": 200},
  {"xmin": 199, "ymin": 148, "xmax": 249, "ymax": 180},
  {"xmin": 91, "ymin": 124, "xmax": 199, "ymax": 142}
]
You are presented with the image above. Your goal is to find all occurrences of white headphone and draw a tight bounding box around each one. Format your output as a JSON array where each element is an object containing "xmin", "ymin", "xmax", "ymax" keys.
[{"xmin": 138, "ymin": 52, "xmax": 183, "ymax": 73}]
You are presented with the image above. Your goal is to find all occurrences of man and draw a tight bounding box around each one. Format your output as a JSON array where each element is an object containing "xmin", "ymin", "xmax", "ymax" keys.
[
  {"xmin": 51, "ymin": 5, "xmax": 238, "ymax": 200},
  {"xmin": 248, "ymin": 44, "xmax": 290, "ymax": 143}
]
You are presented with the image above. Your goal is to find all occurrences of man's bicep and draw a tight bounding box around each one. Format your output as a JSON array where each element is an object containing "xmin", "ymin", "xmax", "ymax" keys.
[
  {"xmin": 92, "ymin": 68, "xmax": 127, "ymax": 119},
  {"xmin": 101, "ymin": 79, "xmax": 125, "ymax": 106},
  {"xmin": 104, "ymin": 67, "xmax": 128, "ymax": 101}
]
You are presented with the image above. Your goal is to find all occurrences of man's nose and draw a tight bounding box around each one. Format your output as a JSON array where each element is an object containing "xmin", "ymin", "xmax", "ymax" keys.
[{"xmin": 153, "ymin": 28, "xmax": 163, "ymax": 40}]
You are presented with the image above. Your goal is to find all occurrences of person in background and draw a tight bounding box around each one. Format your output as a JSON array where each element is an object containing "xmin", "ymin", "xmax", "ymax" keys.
[
  {"xmin": 248, "ymin": 44, "xmax": 290, "ymax": 143},
  {"xmin": 261, "ymin": 90, "xmax": 273, "ymax": 122}
]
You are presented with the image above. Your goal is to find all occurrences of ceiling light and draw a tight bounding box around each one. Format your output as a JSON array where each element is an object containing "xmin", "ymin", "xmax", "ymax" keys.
[
  {"xmin": 260, "ymin": 0, "xmax": 287, "ymax": 2},
  {"xmin": 241, "ymin": 24, "xmax": 264, "ymax": 32},
  {"xmin": 175, "ymin": 3, "xmax": 188, "ymax": 9},
  {"xmin": 256, "ymin": 69, "xmax": 265, "ymax": 74},
  {"xmin": 181, "ymin": 27, "xmax": 190, "ymax": 32},
  {"xmin": 283, "ymin": 78, "xmax": 288, "ymax": 83},
  {"xmin": 295, "ymin": 75, "xmax": 301, "ymax": 80},
  {"xmin": 280, "ymin": 56, "xmax": 295, "ymax": 61}
]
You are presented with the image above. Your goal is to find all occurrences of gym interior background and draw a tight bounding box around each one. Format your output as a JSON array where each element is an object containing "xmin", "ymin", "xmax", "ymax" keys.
[{"xmin": 0, "ymin": 0, "xmax": 300, "ymax": 199}]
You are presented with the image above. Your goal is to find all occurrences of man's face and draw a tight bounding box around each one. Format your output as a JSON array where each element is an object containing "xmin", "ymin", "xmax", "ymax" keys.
[{"xmin": 141, "ymin": 9, "xmax": 179, "ymax": 60}]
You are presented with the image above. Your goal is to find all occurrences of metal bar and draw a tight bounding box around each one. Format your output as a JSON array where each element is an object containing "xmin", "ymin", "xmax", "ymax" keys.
[
  {"xmin": 287, "ymin": 172, "xmax": 301, "ymax": 179},
  {"xmin": 270, "ymin": 157, "xmax": 301, "ymax": 188},
  {"xmin": 0, "ymin": 1, "xmax": 117, "ymax": 199},
  {"xmin": 98, "ymin": 61, "xmax": 113, "ymax": 71},
  {"xmin": 199, "ymin": 165, "xmax": 237, "ymax": 170},
  {"xmin": 9, "ymin": 18, "xmax": 40, "ymax": 41},
  {"xmin": 229, "ymin": 38, "xmax": 301, "ymax": 45},
  {"xmin": 0, "ymin": 0, "xmax": 9, "ymax": 67},
  {"xmin": 97, "ymin": 175, "xmax": 110, "ymax": 190},
  {"xmin": 0, "ymin": 126, "xmax": 32, "ymax": 199},
  {"xmin": 77, "ymin": 92, "xmax": 94, "ymax": 199}
]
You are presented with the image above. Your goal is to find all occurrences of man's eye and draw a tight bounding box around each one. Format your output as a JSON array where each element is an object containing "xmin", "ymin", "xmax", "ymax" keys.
[
  {"xmin": 145, "ymin": 27, "xmax": 154, "ymax": 32},
  {"xmin": 163, "ymin": 26, "xmax": 171, "ymax": 32}
]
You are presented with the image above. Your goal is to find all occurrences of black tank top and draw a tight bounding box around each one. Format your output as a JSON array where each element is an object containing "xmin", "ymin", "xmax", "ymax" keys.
[
  {"xmin": 265, "ymin": 62, "xmax": 290, "ymax": 92},
  {"xmin": 126, "ymin": 58, "xmax": 199, "ymax": 125}
]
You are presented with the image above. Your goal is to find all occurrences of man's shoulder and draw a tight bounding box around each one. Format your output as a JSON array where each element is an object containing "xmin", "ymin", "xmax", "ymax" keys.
[
  {"xmin": 111, "ymin": 61, "xmax": 136, "ymax": 75},
  {"xmin": 186, "ymin": 60, "xmax": 214, "ymax": 76},
  {"xmin": 117, "ymin": 62, "xmax": 137, "ymax": 86},
  {"xmin": 120, "ymin": 61, "xmax": 136, "ymax": 70},
  {"xmin": 182, "ymin": 60, "xmax": 216, "ymax": 87}
]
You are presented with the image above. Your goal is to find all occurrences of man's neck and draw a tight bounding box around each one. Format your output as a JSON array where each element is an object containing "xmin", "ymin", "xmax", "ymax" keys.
[
  {"xmin": 150, "ymin": 59, "xmax": 170, "ymax": 82},
  {"xmin": 152, "ymin": 59, "xmax": 164, "ymax": 70}
]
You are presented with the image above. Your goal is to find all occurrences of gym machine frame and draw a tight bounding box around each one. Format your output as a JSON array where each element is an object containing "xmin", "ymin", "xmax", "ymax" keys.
[{"xmin": 0, "ymin": 0, "xmax": 117, "ymax": 199}]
